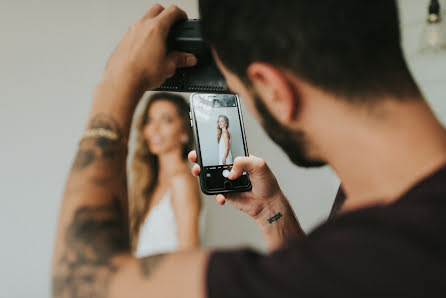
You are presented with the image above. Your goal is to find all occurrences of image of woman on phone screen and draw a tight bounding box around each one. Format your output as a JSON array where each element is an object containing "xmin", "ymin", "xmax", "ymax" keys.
[
  {"xmin": 129, "ymin": 92, "xmax": 201, "ymax": 257},
  {"xmin": 217, "ymin": 115, "xmax": 233, "ymax": 165}
]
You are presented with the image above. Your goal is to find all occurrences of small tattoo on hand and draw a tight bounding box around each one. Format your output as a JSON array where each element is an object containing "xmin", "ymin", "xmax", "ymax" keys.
[{"xmin": 267, "ymin": 212, "xmax": 283, "ymax": 224}]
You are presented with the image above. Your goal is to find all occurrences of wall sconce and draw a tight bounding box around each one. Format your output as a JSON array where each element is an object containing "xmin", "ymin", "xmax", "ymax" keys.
[{"xmin": 419, "ymin": 0, "xmax": 446, "ymax": 54}]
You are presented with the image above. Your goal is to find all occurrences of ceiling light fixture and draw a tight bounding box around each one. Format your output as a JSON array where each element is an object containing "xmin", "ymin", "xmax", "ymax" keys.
[{"xmin": 419, "ymin": 0, "xmax": 446, "ymax": 54}]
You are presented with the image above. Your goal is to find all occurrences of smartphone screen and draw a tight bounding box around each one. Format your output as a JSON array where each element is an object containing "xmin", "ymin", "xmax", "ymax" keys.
[{"xmin": 190, "ymin": 93, "xmax": 251, "ymax": 194}]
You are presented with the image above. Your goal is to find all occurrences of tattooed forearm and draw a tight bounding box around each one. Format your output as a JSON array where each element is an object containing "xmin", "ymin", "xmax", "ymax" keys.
[
  {"xmin": 139, "ymin": 254, "xmax": 166, "ymax": 278},
  {"xmin": 72, "ymin": 149, "xmax": 96, "ymax": 170},
  {"xmin": 53, "ymin": 114, "xmax": 130, "ymax": 298},
  {"xmin": 52, "ymin": 196, "xmax": 130, "ymax": 298},
  {"xmin": 72, "ymin": 114, "xmax": 124, "ymax": 172}
]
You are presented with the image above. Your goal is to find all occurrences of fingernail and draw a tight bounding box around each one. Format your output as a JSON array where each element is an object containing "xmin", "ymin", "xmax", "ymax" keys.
[{"xmin": 186, "ymin": 55, "xmax": 197, "ymax": 66}]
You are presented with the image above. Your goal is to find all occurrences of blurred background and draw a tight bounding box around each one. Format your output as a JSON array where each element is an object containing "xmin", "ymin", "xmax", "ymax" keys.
[{"xmin": 1, "ymin": 0, "xmax": 445, "ymax": 297}]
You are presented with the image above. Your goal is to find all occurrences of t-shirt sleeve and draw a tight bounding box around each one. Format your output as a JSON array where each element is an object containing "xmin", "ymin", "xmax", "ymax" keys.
[
  {"xmin": 206, "ymin": 238, "xmax": 344, "ymax": 298},
  {"xmin": 206, "ymin": 207, "xmax": 438, "ymax": 298}
]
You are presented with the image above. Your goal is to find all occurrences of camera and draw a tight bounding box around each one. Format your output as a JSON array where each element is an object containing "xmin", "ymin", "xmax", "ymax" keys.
[{"xmin": 154, "ymin": 19, "xmax": 230, "ymax": 93}]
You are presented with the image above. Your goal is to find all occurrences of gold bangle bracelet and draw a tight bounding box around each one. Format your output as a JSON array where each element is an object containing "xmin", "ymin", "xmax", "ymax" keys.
[{"xmin": 80, "ymin": 128, "xmax": 127, "ymax": 145}]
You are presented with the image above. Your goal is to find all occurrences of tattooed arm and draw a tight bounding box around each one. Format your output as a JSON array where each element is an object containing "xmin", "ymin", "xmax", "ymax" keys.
[{"xmin": 52, "ymin": 4, "xmax": 209, "ymax": 298}]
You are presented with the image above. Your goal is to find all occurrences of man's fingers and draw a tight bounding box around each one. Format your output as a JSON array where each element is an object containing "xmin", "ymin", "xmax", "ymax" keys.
[
  {"xmin": 165, "ymin": 52, "xmax": 197, "ymax": 78},
  {"xmin": 188, "ymin": 151, "xmax": 200, "ymax": 176},
  {"xmin": 142, "ymin": 3, "xmax": 165, "ymax": 19},
  {"xmin": 157, "ymin": 5, "xmax": 188, "ymax": 32},
  {"xmin": 188, "ymin": 150, "xmax": 197, "ymax": 163},
  {"xmin": 168, "ymin": 51, "xmax": 197, "ymax": 68},
  {"xmin": 216, "ymin": 194, "xmax": 226, "ymax": 205},
  {"xmin": 191, "ymin": 164, "xmax": 201, "ymax": 176},
  {"xmin": 228, "ymin": 155, "xmax": 265, "ymax": 180}
]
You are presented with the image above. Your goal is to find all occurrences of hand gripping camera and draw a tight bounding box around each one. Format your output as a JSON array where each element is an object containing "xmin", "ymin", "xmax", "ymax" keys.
[{"xmin": 154, "ymin": 19, "xmax": 230, "ymax": 93}]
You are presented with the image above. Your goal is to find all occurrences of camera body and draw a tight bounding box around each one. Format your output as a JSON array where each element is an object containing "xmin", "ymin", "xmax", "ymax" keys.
[{"xmin": 155, "ymin": 19, "xmax": 230, "ymax": 93}]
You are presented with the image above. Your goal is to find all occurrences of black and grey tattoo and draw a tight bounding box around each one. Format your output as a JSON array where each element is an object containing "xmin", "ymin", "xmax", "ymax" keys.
[
  {"xmin": 139, "ymin": 254, "xmax": 166, "ymax": 278},
  {"xmin": 267, "ymin": 212, "xmax": 283, "ymax": 224},
  {"xmin": 52, "ymin": 196, "xmax": 130, "ymax": 298},
  {"xmin": 72, "ymin": 149, "xmax": 96, "ymax": 171},
  {"xmin": 72, "ymin": 114, "xmax": 124, "ymax": 171},
  {"xmin": 53, "ymin": 115, "xmax": 130, "ymax": 298}
]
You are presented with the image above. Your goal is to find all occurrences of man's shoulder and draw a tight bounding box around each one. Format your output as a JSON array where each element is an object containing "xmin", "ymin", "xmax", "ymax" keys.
[
  {"xmin": 309, "ymin": 187, "xmax": 446, "ymax": 249},
  {"xmin": 329, "ymin": 164, "xmax": 446, "ymax": 223}
]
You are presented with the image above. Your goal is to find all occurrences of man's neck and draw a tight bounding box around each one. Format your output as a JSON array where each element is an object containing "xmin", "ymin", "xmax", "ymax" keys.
[{"xmin": 321, "ymin": 98, "xmax": 446, "ymax": 212}]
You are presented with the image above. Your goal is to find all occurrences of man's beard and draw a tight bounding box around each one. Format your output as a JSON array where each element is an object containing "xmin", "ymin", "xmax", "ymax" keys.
[{"xmin": 252, "ymin": 92, "xmax": 326, "ymax": 168}]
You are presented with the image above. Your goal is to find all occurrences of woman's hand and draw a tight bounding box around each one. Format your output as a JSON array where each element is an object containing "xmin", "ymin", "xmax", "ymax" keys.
[
  {"xmin": 102, "ymin": 4, "xmax": 197, "ymax": 95},
  {"xmin": 188, "ymin": 151, "xmax": 286, "ymax": 219}
]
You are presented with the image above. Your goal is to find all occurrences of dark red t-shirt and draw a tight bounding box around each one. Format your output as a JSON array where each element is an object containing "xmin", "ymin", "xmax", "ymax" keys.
[{"xmin": 207, "ymin": 166, "xmax": 446, "ymax": 297}]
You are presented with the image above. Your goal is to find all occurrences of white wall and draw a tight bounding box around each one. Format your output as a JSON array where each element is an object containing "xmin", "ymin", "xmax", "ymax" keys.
[
  {"xmin": 400, "ymin": 0, "xmax": 446, "ymax": 124},
  {"xmin": 0, "ymin": 0, "xmax": 445, "ymax": 297}
]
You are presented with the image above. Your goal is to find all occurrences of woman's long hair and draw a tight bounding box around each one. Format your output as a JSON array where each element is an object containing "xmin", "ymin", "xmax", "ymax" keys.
[
  {"xmin": 217, "ymin": 115, "xmax": 230, "ymax": 143},
  {"xmin": 129, "ymin": 92, "xmax": 194, "ymax": 252}
]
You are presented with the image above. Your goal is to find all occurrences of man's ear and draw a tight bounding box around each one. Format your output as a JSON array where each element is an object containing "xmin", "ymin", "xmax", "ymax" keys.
[{"xmin": 246, "ymin": 62, "xmax": 299, "ymax": 124}]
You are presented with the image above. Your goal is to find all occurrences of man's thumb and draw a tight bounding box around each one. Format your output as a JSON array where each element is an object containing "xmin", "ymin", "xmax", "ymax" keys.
[{"xmin": 169, "ymin": 51, "xmax": 197, "ymax": 68}]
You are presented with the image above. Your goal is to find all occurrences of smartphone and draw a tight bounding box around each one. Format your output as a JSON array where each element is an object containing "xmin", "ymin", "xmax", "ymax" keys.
[{"xmin": 190, "ymin": 93, "xmax": 252, "ymax": 195}]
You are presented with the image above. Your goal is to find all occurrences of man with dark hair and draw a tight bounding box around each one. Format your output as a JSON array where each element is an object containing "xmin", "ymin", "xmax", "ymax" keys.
[{"xmin": 52, "ymin": 1, "xmax": 446, "ymax": 298}]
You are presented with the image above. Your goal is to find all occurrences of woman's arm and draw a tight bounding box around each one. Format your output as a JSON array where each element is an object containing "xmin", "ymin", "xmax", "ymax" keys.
[
  {"xmin": 222, "ymin": 132, "xmax": 230, "ymax": 164},
  {"xmin": 171, "ymin": 173, "xmax": 201, "ymax": 249}
]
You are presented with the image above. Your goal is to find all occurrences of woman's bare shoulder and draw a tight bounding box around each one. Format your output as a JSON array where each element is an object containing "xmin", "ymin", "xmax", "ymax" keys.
[
  {"xmin": 170, "ymin": 170, "xmax": 198, "ymax": 190},
  {"xmin": 170, "ymin": 171, "xmax": 200, "ymax": 206}
]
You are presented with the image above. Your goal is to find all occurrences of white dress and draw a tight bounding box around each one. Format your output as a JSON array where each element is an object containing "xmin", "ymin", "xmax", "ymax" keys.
[
  {"xmin": 135, "ymin": 191, "xmax": 178, "ymax": 257},
  {"xmin": 218, "ymin": 133, "xmax": 233, "ymax": 165},
  {"xmin": 134, "ymin": 191, "xmax": 207, "ymax": 257}
]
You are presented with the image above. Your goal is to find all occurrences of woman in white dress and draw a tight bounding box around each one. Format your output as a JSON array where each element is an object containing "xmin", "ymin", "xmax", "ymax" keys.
[
  {"xmin": 129, "ymin": 93, "xmax": 201, "ymax": 257},
  {"xmin": 217, "ymin": 115, "xmax": 233, "ymax": 165}
]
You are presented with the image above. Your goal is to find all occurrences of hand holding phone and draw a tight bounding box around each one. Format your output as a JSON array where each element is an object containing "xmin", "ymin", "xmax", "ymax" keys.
[{"xmin": 189, "ymin": 152, "xmax": 286, "ymax": 219}]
